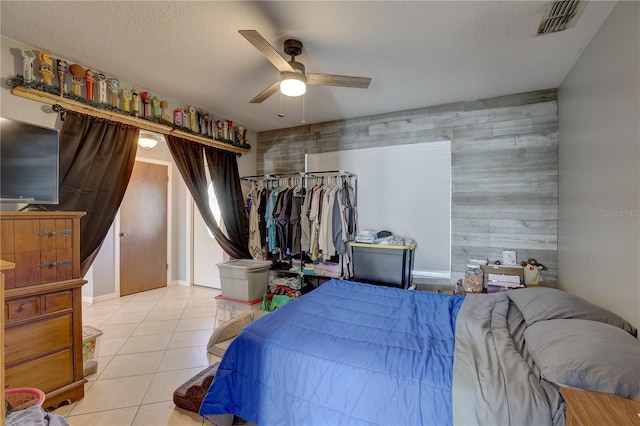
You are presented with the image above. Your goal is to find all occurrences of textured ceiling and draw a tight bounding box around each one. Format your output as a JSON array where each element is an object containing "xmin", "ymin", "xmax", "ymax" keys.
[{"xmin": 0, "ymin": 1, "xmax": 615, "ymax": 132}]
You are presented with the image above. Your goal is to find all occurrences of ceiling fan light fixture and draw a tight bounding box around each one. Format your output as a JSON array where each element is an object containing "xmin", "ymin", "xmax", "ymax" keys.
[{"xmin": 280, "ymin": 71, "xmax": 306, "ymax": 97}]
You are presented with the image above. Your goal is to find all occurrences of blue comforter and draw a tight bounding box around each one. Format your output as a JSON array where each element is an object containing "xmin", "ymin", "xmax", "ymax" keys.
[{"xmin": 200, "ymin": 279, "xmax": 464, "ymax": 425}]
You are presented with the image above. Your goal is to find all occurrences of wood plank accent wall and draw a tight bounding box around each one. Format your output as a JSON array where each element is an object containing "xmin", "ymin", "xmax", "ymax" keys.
[{"xmin": 257, "ymin": 89, "xmax": 558, "ymax": 285}]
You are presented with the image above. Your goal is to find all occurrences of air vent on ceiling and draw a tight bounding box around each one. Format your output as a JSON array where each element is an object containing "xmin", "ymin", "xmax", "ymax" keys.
[{"xmin": 538, "ymin": 0, "xmax": 586, "ymax": 35}]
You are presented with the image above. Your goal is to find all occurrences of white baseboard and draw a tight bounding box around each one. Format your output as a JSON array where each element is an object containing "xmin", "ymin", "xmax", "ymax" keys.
[
  {"xmin": 82, "ymin": 292, "xmax": 118, "ymax": 305},
  {"xmin": 412, "ymin": 269, "xmax": 451, "ymax": 279},
  {"xmin": 83, "ymin": 283, "xmax": 189, "ymax": 304}
]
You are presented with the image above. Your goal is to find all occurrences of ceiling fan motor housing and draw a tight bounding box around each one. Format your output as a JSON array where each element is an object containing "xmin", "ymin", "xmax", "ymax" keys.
[{"xmin": 284, "ymin": 39, "xmax": 303, "ymax": 57}]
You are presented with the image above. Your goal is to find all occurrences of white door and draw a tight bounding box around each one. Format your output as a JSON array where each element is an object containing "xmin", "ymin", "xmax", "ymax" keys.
[{"xmin": 192, "ymin": 184, "xmax": 225, "ymax": 289}]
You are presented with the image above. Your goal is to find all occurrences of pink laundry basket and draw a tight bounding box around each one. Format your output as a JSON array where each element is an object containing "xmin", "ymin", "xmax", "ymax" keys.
[{"xmin": 5, "ymin": 387, "xmax": 46, "ymax": 410}]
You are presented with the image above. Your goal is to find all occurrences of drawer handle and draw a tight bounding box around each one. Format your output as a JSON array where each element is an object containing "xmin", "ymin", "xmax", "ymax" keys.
[
  {"xmin": 39, "ymin": 230, "xmax": 72, "ymax": 237},
  {"xmin": 17, "ymin": 304, "xmax": 25, "ymax": 313},
  {"xmin": 39, "ymin": 260, "xmax": 72, "ymax": 268}
]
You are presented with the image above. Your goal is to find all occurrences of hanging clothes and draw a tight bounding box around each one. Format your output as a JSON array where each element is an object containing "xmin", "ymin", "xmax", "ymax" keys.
[
  {"xmin": 248, "ymin": 183, "xmax": 263, "ymax": 259},
  {"xmin": 290, "ymin": 184, "xmax": 304, "ymax": 257},
  {"xmin": 308, "ymin": 184, "xmax": 325, "ymax": 261},
  {"xmin": 300, "ymin": 183, "xmax": 314, "ymax": 253}
]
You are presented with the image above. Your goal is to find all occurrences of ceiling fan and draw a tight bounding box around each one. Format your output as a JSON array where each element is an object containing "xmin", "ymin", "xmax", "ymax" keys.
[{"xmin": 239, "ymin": 30, "xmax": 372, "ymax": 104}]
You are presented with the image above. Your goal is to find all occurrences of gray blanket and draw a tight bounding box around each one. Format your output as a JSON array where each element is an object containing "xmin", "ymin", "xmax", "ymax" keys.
[
  {"xmin": 452, "ymin": 292, "xmax": 563, "ymax": 426},
  {"xmin": 6, "ymin": 406, "xmax": 69, "ymax": 426}
]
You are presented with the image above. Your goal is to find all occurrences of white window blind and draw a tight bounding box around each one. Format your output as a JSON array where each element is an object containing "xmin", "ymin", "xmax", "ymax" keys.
[{"xmin": 306, "ymin": 141, "xmax": 451, "ymax": 276}]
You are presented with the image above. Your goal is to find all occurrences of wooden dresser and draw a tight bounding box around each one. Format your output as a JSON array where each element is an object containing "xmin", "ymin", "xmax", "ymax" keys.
[
  {"xmin": 1, "ymin": 211, "xmax": 86, "ymax": 408},
  {"xmin": 561, "ymin": 387, "xmax": 640, "ymax": 426}
]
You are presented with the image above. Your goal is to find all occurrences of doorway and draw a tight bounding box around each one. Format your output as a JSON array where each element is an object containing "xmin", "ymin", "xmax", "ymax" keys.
[
  {"xmin": 119, "ymin": 159, "xmax": 169, "ymax": 296},
  {"xmin": 192, "ymin": 183, "xmax": 226, "ymax": 289}
]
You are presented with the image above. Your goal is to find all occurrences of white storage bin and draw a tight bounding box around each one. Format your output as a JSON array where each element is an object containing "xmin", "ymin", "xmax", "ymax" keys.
[
  {"xmin": 82, "ymin": 326, "xmax": 103, "ymax": 376},
  {"xmin": 217, "ymin": 259, "xmax": 272, "ymax": 301},
  {"xmin": 215, "ymin": 294, "xmax": 262, "ymax": 323}
]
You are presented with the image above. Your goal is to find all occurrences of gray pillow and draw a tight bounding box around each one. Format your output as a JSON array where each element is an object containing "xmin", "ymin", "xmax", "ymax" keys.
[
  {"xmin": 524, "ymin": 319, "xmax": 640, "ymax": 401},
  {"xmin": 508, "ymin": 287, "xmax": 637, "ymax": 337}
]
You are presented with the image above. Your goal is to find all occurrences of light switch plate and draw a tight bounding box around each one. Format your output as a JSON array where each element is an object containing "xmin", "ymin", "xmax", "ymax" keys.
[{"xmin": 502, "ymin": 250, "xmax": 517, "ymax": 265}]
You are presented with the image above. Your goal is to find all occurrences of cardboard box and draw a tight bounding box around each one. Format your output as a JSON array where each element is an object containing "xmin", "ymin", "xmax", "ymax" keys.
[{"xmin": 480, "ymin": 264, "xmax": 524, "ymax": 290}]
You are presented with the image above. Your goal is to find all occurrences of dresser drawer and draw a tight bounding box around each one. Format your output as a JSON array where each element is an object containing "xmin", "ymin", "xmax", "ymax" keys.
[
  {"xmin": 6, "ymin": 296, "xmax": 38, "ymax": 321},
  {"xmin": 1, "ymin": 215, "xmax": 81, "ymax": 288},
  {"xmin": 5, "ymin": 349, "xmax": 74, "ymax": 393},
  {"xmin": 5, "ymin": 314, "xmax": 73, "ymax": 365},
  {"xmin": 42, "ymin": 290, "xmax": 72, "ymax": 313}
]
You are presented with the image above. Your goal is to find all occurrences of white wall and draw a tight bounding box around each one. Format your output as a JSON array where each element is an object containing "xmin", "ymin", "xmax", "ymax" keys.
[
  {"xmin": 558, "ymin": 1, "xmax": 640, "ymax": 330},
  {"xmin": 1, "ymin": 38, "xmax": 60, "ymax": 127}
]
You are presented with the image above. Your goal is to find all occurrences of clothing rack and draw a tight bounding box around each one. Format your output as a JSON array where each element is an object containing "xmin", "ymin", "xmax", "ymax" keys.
[
  {"xmin": 305, "ymin": 170, "xmax": 357, "ymax": 178},
  {"xmin": 242, "ymin": 171, "xmax": 355, "ymax": 180},
  {"xmin": 242, "ymin": 170, "xmax": 358, "ymax": 279},
  {"xmin": 241, "ymin": 173, "xmax": 306, "ymax": 189},
  {"xmin": 241, "ymin": 172, "xmax": 305, "ymax": 181}
]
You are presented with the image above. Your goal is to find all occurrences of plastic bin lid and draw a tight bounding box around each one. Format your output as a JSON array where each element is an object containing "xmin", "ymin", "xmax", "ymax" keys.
[
  {"xmin": 217, "ymin": 259, "xmax": 272, "ymax": 270},
  {"xmin": 82, "ymin": 326, "xmax": 103, "ymax": 339},
  {"xmin": 215, "ymin": 294, "xmax": 263, "ymax": 305}
]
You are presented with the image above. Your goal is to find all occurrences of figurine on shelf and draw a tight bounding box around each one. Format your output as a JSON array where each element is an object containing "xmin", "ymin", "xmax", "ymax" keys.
[
  {"xmin": 69, "ymin": 64, "xmax": 85, "ymax": 97},
  {"xmin": 223, "ymin": 121, "xmax": 229, "ymax": 140},
  {"xmin": 182, "ymin": 108, "xmax": 189, "ymax": 129},
  {"xmin": 38, "ymin": 51, "xmax": 54, "ymax": 86},
  {"xmin": 57, "ymin": 59, "xmax": 67, "ymax": 95},
  {"xmin": 226, "ymin": 120, "xmax": 234, "ymax": 141},
  {"xmin": 204, "ymin": 115, "xmax": 212, "ymax": 137},
  {"xmin": 160, "ymin": 100, "xmax": 170, "ymax": 121},
  {"xmin": 215, "ymin": 120, "xmax": 223, "ymax": 139},
  {"xmin": 140, "ymin": 91, "xmax": 151, "ymax": 117},
  {"xmin": 132, "ymin": 88, "xmax": 140, "ymax": 117},
  {"xmin": 188, "ymin": 106, "xmax": 197, "ymax": 132},
  {"xmin": 97, "ymin": 72, "xmax": 108, "ymax": 103},
  {"xmin": 237, "ymin": 126, "xmax": 246, "ymax": 145},
  {"xmin": 198, "ymin": 111, "xmax": 206, "ymax": 136},
  {"xmin": 202, "ymin": 114, "xmax": 209, "ymax": 137},
  {"xmin": 122, "ymin": 88, "xmax": 132, "ymax": 112},
  {"xmin": 109, "ymin": 78, "xmax": 120, "ymax": 108},
  {"xmin": 173, "ymin": 108, "xmax": 182, "ymax": 126},
  {"xmin": 151, "ymin": 96, "xmax": 160, "ymax": 118},
  {"xmin": 85, "ymin": 69, "xmax": 96, "ymax": 101},
  {"xmin": 21, "ymin": 50, "xmax": 36, "ymax": 83}
]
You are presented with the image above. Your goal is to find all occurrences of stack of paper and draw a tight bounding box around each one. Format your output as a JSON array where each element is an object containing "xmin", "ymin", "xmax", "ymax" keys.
[{"xmin": 487, "ymin": 273, "xmax": 523, "ymax": 288}]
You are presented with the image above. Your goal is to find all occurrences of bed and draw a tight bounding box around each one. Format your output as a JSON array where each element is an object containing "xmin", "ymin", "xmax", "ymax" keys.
[{"xmin": 200, "ymin": 279, "xmax": 639, "ymax": 425}]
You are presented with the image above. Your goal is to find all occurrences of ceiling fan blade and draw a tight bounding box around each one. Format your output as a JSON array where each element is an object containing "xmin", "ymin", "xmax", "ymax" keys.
[
  {"xmin": 250, "ymin": 80, "xmax": 280, "ymax": 103},
  {"xmin": 306, "ymin": 73, "xmax": 372, "ymax": 89},
  {"xmin": 239, "ymin": 30, "xmax": 295, "ymax": 73}
]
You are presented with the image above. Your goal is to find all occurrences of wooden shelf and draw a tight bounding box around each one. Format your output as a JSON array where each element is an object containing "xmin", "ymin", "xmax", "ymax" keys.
[{"xmin": 11, "ymin": 86, "xmax": 250, "ymax": 155}]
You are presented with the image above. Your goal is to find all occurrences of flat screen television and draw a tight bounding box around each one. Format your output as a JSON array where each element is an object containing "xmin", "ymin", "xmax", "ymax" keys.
[{"xmin": 0, "ymin": 117, "xmax": 59, "ymax": 204}]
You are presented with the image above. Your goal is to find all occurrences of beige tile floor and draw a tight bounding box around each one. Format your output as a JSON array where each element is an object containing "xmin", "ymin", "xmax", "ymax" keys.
[{"xmin": 52, "ymin": 284, "xmax": 225, "ymax": 426}]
